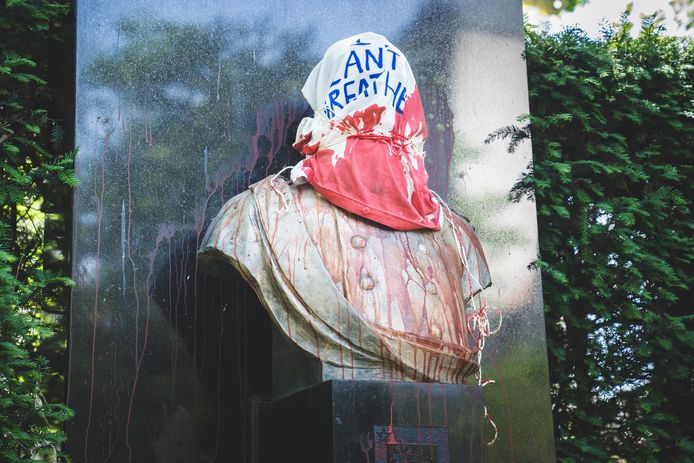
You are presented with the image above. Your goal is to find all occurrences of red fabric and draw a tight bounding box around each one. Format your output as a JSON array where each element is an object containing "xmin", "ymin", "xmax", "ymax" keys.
[{"xmin": 293, "ymin": 89, "xmax": 441, "ymax": 231}]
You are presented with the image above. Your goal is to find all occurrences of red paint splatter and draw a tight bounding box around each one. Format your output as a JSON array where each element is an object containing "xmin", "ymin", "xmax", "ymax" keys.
[
  {"xmin": 392, "ymin": 86, "xmax": 427, "ymax": 140},
  {"xmin": 335, "ymin": 104, "xmax": 386, "ymax": 133}
]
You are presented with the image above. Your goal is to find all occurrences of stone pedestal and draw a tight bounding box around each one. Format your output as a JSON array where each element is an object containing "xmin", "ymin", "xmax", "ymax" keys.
[{"xmin": 258, "ymin": 380, "xmax": 483, "ymax": 463}]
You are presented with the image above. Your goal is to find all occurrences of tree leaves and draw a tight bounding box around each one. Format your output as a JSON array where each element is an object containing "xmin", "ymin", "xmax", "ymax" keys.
[
  {"xmin": 1, "ymin": 1, "xmax": 74, "ymax": 462},
  {"xmin": 497, "ymin": 16, "xmax": 694, "ymax": 462}
]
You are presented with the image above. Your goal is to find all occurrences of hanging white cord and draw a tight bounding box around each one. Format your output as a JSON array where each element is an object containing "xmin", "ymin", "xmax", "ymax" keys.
[
  {"xmin": 269, "ymin": 165, "xmax": 294, "ymax": 208},
  {"xmin": 431, "ymin": 192, "xmax": 503, "ymax": 445}
]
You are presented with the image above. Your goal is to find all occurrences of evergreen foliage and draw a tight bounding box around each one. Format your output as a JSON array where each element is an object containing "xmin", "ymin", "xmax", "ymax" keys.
[
  {"xmin": 1, "ymin": 1, "xmax": 75, "ymax": 461},
  {"xmin": 489, "ymin": 16, "xmax": 693, "ymax": 462}
]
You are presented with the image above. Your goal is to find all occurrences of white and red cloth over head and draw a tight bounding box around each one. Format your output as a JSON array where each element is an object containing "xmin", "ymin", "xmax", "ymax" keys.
[{"xmin": 290, "ymin": 32, "xmax": 442, "ymax": 231}]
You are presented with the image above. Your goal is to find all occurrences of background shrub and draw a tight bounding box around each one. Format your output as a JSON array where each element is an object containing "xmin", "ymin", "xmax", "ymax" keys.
[
  {"xmin": 489, "ymin": 15, "xmax": 693, "ymax": 462},
  {"xmin": 1, "ymin": 1, "xmax": 75, "ymax": 461}
]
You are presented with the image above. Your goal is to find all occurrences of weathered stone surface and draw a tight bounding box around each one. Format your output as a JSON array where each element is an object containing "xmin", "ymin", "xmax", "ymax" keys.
[{"xmin": 199, "ymin": 177, "xmax": 491, "ymax": 383}]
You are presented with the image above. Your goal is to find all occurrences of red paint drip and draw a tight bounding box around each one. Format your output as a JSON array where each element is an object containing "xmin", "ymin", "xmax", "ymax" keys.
[
  {"xmin": 386, "ymin": 382, "xmax": 399, "ymax": 445},
  {"xmin": 125, "ymin": 228, "xmax": 172, "ymax": 463},
  {"xmin": 124, "ymin": 130, "xmax": 142, "ymax": 462},
  {"xmin": 425, "ymin": 383, "xmax": 433, "ymax": 444},
  {"xmin": 83, "ymin": 123, "xmax": 109, "ymax": 462},
  {"xmin": 441, "ymin": 384, "xmax": 448, "ymax": 427},
  {"xmin": 211, "ymin": 287, "xmax": 224, "ymax": 463},
  {"xmin": 392, "ymin": 86, "xmax": 426, "ymax": 140}
]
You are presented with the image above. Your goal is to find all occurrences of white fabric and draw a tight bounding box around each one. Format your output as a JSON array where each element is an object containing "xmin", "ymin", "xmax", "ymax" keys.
[{"xmin": 290, "ymin": 32, "xmax": 425, "ymax": 182}]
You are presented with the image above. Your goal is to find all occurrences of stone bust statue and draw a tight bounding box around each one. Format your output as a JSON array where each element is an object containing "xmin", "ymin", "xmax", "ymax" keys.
[{"xmin": 198, "ymin": 32, "xmax": 491, "ymax": 385}]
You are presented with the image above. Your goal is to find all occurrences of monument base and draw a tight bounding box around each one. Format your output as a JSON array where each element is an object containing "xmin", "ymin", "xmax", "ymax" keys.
[{"xmin": 258, "ymin": 380, "xmax": 484, "ymax": 463}]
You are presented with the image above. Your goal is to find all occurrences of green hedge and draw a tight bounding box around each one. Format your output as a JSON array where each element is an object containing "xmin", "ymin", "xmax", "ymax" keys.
[
  {"xmin": 490, "ymin": 16, "xmax": 693, "ymax": 462},
  {"xmin": 1, "ymin": 1, "xmax": 75, "ymax": 462}
]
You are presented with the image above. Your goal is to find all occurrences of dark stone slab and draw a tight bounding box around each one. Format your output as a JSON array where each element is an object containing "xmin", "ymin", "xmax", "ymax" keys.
[{"xmin": 258, "ymin": 380, "xmax": 483, "ymax": 463}]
